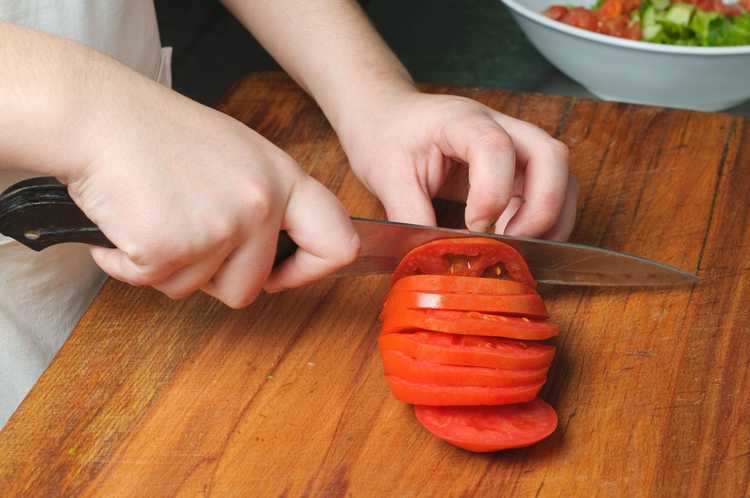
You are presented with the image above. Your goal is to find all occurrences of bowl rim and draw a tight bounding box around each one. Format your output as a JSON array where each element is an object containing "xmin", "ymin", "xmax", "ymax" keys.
[{"xmin": 500, "ymin": 0, "xmax": 750, "ymax": 55}]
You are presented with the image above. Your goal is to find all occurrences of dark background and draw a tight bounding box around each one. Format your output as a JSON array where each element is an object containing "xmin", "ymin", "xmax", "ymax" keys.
[
  {"xmin": 154, "ymin": 0, "xmax": 555, "ymax": 105},
  {"xmin": 154, "ymin": 0, "xmax": 750, "ymax": 116}
]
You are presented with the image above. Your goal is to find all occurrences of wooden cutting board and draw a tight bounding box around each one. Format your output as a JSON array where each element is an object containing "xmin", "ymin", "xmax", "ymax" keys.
[{"xmin": 1, "ymin": 72, "xmax": 748, "ymax": 498}]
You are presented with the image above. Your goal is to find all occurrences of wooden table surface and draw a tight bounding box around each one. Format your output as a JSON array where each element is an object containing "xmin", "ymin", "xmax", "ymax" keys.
[{"xmin": 1, "ymin": 72, "xmax": 749, "ymax": 498}]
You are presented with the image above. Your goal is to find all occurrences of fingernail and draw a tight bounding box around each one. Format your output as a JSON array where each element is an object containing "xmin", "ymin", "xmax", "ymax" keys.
[{"xmin": 265, "ymin": 287, "xmax": 287, "ymax": 294}]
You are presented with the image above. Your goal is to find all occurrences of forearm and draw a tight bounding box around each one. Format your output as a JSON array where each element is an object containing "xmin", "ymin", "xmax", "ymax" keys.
[
  {"xmin": 0, "ymin": 22, "xmax": 166, "ymax": 181},
  {"xmin": 221, "ymin": 0, "xmax": 416, "ymax": 137}
]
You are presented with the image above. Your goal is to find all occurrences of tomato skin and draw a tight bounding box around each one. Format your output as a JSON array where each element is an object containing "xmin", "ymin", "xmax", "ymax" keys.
[
  {"xmin": 623, "ymin": 21, "xmax": 641, "ymax": 40},
  {"xmin": 543, "ymin": 5, "xmax": 569, "ymax": 20},
  {"xmin": 391, "ymin": 275, "xmax": 533, "ymax": 296},
  {"xmin": 414, "ymin": 399, "xmax": 558, "ymax": 452},
  {"xmin": 380, "ymin": 349, "xmax": 549, "ymax": 387},
  {"xmin": 392, "ymin": 238, "xmax": 536, "ymax": 287},
  {"xmin": 384, "ymin": 291, "xmax": 549, "ymax": 319},
  {"xmin": 380, "ymin": 308, "xmax": 559, "ymax": 340},
  {"xmin": 597, "ymin": 0, "xmax": 623, "ymax": 19},
  {"xmin": 562, "ymin": 7, "xmax": 600, "ymax": 32},
  {"xmin": 379, "ymin": 332, "xmax": 556, "ymax": 370},
  {"xmin": 386, "ymin": 376, "xmax": 543, "ymax": 406}
]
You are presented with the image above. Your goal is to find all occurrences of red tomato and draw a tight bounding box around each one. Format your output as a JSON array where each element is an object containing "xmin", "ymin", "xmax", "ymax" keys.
[
  {"xmin": 621, "ymin": 0, "xmax": 641, "ymax": 12},
  {"xmin": 599, "ymin": 16, "xmax": 629, "ymax": 37},
  {"xmin": 392, "ymin": 238, "xmax": 536, "ymax": 287},
  {"xmin": 598, "ymin": 0, "xmax": 623, "ymax": 19},
  {"xmin": 623, "ymin": 21, "xmax": 641, "ymax": 40},
  {"xmin": 378, "ymin": 331, "xmax": 556, "ymax": 370},
  {"xmin": 391, "ymin": 275, "xmax": 533, "ymax": 296},
  {"xmin": 562, "ymin": 7, "xmax": 600, "ymax": 32},
  {"xmin": 380, "ymin": 349, "xmax": 549, "ymax": 387},
  {"xmin": 386, "ymin": 376, "xmax": 543, "ymax": 406},
  {"xmin": 414, "ymin": 399, "xmax": 558, "ymax": 452},
  {"xmin": 380, "ymin": 308, "xmax": 559, "ymax": 340},
  {"xmin": 384, "ymin": 291, "xmax": 549, "ymax": 319},
  {"xmin": 543, "ymin": 5, "xmax": 570, "ymax": 20}
]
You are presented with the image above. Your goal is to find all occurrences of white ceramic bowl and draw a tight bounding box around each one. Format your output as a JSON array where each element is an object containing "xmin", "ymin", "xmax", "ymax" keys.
[{"xmin": 500, "ymin": 0, "xmax": 750, "ymax": 111}]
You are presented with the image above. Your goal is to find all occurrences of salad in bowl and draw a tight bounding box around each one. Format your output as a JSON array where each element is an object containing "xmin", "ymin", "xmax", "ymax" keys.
[{"xmin": 543, "ymin": 0, "xmax": 750, "ymax": 45}]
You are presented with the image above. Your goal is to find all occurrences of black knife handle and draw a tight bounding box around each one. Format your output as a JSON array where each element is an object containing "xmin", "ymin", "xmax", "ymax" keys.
[{"xmin": 0, "ymin": 177, "xmax": 298, "ymax": 267}]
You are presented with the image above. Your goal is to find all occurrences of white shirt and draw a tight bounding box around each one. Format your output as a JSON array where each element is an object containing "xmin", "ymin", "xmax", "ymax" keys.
[{"xmin": 0, "ymin": 0, "xmax": 170, "ymax": 426}]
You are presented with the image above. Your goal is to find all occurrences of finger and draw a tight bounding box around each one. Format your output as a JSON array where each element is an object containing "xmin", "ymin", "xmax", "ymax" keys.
[
  {"xmin": 200, "ymin": 231, "xmax": 277, "ymax": 309},
  {"xmin": 492, "ymin": 114, "xmax": 570, "ymax": 237},
  {"xmin": 153, "ymin": 245, "xmax": 233, "ymax": 300},
  {"xmin": 372, "ymin": 174, "xmax": 437, "ymax": 227},
  {"xmin": 265, "ymin": 177, "xmax": 359, "ymax": 292},
  {"xmin": 440, "ymin": 116, "xmax": 516, "ymax": 232},
  {"xmin": 494, "ymin": 196, "xmax": 524, "ymax": 235},
  {"xmin": 90, "ymin": 246, "xmax": 177, "ymax": 287},
  {"xmin": 542, "ymin": 175, "xmax": 579, "ymax": 241}
]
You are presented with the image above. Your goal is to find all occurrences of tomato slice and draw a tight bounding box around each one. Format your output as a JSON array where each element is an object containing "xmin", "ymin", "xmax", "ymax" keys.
[
  {"xmin": 384, "ymin": 291, "xmax": 548, "ymax": 319},
  {"xmin": 392, "ymin": 238, "xmax": 536, "ymax": 287},
  {"xmin": 414, "ymin": 399, "xmax": 558, "ymax": 452},
  {"xmin": 378, "ymin": 332, "xmax": 555, "ymax": 370},
  {"xmin": 391, "ymin": 275, "xmax": 533, "ymax": 296},
  {"xmin": 381, "ymin": 308, "xmax": 559, "ymax": 340},
  {"xmin": 386, "ymin": 376, "xmax": 543, "ymax": 406},
  {"xmin": 380, "ymin": 349, "xmax": 549, "ymax": 387}
]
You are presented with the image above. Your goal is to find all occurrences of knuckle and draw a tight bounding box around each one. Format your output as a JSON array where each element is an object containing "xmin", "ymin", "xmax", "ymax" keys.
[
  {"xmin": 476, "ymin": 126, "xmax": 513, "ymax": 152},
  {"xmin": 209, "ymin": 219, "xmax": 237, "ymax": 251},
  {"xmin": 244, "ymin": 185, "xmax": 274, "ymax": 224}
]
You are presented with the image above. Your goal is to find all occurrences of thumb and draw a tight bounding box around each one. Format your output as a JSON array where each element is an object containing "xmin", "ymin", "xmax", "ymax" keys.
[{"xmin": 90, "ymin": 246, "xmax": 174, "ymax": 287}]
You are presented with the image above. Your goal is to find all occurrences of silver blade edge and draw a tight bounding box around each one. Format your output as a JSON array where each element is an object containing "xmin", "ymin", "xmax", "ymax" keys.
[{"xmin": 334, "ymin": 218, "xmax": 699, "ymax": 287}]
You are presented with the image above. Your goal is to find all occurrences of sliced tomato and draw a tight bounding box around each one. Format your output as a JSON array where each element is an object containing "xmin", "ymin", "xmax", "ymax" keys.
[
  {"xmin": 414, "ymin": 399, "xmax": 558, "ymax": 452},
  {"xmin": 384, "ymin": 291, "xmax": 548, "ymax": 319},
  {"xmin": 381, "ymin": 308, "xmax": 559, "ymax": 340},
  {"xmin": 391, "ymin": 275, "xmax": 533, "ymax": 296},
  {"xmin": 380, "ymin": 349, "xmax": 548, "ymax": 387},
  {"xmin": 379, "ymin": 332, "xmax": 555, "ymax": 370},
  {"xmin": 392, "ymin": 238, "xmax": 536, "ymax": 287},
  {"xmin": 386, "ymin": 376, "xmax": 543, "ymax": 406}
]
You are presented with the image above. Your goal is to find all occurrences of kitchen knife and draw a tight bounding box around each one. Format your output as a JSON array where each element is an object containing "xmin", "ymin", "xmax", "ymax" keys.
[{"xmin": 0, "ymin": 177, "xmax": 698, "ymax": 286}]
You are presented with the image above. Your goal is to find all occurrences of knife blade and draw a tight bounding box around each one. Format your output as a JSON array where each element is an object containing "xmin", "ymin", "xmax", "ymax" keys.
[{"xmin": 0, "ymin": 177, "xmax": 698, "ymax": 286}]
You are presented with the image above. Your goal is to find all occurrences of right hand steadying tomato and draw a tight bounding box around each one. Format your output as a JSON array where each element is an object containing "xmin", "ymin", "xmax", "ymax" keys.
[{"xmin": 377, "ymin": 237, "xmax": 559, "ymax": 453}]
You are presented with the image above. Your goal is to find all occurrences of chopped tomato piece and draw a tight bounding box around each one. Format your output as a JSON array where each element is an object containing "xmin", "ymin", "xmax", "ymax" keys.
[
  {"xmin": 543, "ymin": 5, "xmax": 570, "ymax": 20},
  {"xmin": 598, "ymin": 0, "xmax": 623, "ymax": 19},
  {"xmin": 562, "ymin": 7, "xmax": 600, "ymax": 32}
]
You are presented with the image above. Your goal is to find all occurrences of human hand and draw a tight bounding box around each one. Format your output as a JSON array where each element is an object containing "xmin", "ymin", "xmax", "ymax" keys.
[
  {"xmin": 62, "ymin": 79, "xmax": 358, "ymax": 307},
  {"xmin": 337, "ymin": 89, "xmax": 577, "ymax": 241}
]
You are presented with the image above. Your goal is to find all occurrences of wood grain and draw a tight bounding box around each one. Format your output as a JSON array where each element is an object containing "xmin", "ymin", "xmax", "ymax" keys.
[{"xmin": 1, "ymin": 72, "xmax": 748, "ymax": 498}]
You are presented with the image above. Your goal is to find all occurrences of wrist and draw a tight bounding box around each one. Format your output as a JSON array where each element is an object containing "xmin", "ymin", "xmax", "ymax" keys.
[{"xmin": 326, "ymin": 73, "xmax": 418, "ymax": 153}]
